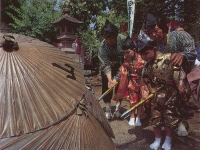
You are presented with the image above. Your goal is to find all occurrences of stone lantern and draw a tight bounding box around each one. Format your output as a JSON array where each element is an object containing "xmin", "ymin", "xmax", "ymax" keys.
[{"xmin": 52, "ymin": 8, "xmax": 83, "ymax": 52}]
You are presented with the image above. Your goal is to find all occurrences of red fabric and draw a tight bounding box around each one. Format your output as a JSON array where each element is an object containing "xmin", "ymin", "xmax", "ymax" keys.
[
  {"xmin": 113, "ymin": 54, "xmax": 144, "ymax": 106},
  {"xmin": 131, "ymin": 35, "xmax": 137, "ymax": 42},
  {"xmin": 167, "ymin": 21, "xmax": 182, "ymax": 32}
]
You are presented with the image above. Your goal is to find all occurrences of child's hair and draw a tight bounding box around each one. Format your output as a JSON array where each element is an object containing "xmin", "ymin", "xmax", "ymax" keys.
[
  {"xmin": 121, "ymin": 36, "xmax": 136, "ymax": 50},
  {"xmin": 156, "ymin": 18, "xmax": 168, "ymax": 33}
]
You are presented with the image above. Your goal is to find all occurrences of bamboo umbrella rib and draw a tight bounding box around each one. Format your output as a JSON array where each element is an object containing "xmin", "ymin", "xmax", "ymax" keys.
[
  {"xmin": 0, "ymin": 111, "xmax": 115, "ymax": 150},
  {"xmin": 23, "ymin": 116, "xmax": 71, "ymax": 150},
  {"xmin": 47, "ymin": 116, "xmax": 76, "ymax": 150},
  {"xmin": 0, "ymin": 36, "xmax": 86, "ymax": 137},
  {"xmin": 0, "ymin": 33, "xmax": 115, "ymax": 150},
  {"xmin": 11, "ymin": 52, "xmax": 47, "ymax": 132}
]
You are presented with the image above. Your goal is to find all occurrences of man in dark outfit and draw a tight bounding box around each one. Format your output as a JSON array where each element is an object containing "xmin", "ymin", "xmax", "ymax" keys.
[{"xmin": 98, "ymin": 20, "xmax": 126, "ymax": 119}]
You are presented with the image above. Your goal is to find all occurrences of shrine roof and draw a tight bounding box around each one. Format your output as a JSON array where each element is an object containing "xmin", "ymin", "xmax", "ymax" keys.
[{"xmin": 52, "ymin": 14, "xmax": 83, "ymax": 25}]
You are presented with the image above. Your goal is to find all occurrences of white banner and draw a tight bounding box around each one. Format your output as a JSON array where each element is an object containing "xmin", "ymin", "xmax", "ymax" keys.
[{"xmin": 127, "ymin": 0, "xmax": 135, "ymax": 37}]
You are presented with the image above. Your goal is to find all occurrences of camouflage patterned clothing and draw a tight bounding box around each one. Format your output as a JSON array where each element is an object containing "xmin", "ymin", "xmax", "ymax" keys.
[
  {"xmin": 156, "ymin": 31, "xmax": 196, "ymax": 72},
  {"xmin": 142, "ymin": 52, "xmax": 184, "ymax": 128},
  {"xmin": 98, "ymin": 34, "xmax": 126, "ymax": 75}
]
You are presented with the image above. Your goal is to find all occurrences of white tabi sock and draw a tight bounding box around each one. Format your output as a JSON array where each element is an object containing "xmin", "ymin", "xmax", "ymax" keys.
[
  {"xmin": 150, "ymin": 137, "xmax": 161, "ymax": 150},
  {"xmin": 177, "ymin": 122, "xmax": 188, "ymax": 136},
  {"xmin": 162, "ymin": 136, "xmax": 172, "ymax": 150},
  {"xmin": 114, "ymin": 102, "xmax": 121, "ymax": 118},
  {"xmin": 105, "ymin": 103, "xmax": 111, "ymax": 119},
  {"xmin": 128, "ymin": 117, "xmax": 136, "ymax": 126},
  {"xmin": 105, "ymin": 103, "xmax": 111, "ymax": 112},
  {"xmin": 135, "ymin": 117, "xmax": 142, "ymax": 126},
  {"xmin": 115, "ymin": 102, "xmax": 120, "ymax": 111}
]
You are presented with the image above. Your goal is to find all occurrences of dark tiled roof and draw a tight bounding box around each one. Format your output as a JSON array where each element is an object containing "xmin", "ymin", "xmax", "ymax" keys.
[{"xmin": 52, "ymin": 14, "xmax": 83, "ymax": 25}]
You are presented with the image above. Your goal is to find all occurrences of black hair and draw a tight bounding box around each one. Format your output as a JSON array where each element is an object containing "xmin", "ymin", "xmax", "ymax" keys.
[
  {"xmin": 137, "ymin": 40, "xmax": 157, "ymax": 53},
  {"xmin": 145, "ymin": 13, "xmax": 168, "ymax": 33},
  {"xmin": 156, "ymin": 18, "xmax": 168, "ymax": 33},
  {"xmin": 121, "ymin": 36, "xmax": 136, "ymax": 50},
  {"xmin": 101, "ymin": 19, "xmax": 118, "ymax": 38}
]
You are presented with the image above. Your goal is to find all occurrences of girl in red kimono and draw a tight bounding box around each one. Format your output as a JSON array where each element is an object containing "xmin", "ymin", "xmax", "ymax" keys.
[{"xmin": 112, "ymin": 36, "xmax": 144, "ymax": 126}]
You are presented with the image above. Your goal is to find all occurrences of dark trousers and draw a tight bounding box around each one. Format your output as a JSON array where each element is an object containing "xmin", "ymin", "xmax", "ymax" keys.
[{"xmin": 101, "ymin": 64, "xmax": 120, "ymax": 103}]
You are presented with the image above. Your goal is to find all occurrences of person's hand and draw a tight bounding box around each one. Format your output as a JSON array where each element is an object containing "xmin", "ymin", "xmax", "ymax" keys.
[
  {"xmin": 140, "ymin": 85, "xmax": 149, "ymax": 99},
  {"xmin": 108, "ymin": 79, "xmax": 117, "ymax": 88},
  {"xmin": 171, "ymin": 53, "xmax": 184, "ymax": 66}
]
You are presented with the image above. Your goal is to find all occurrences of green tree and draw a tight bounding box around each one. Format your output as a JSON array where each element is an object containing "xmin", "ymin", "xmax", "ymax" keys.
[
  {"xmin": 4, "ymin": 0, "xmax": 200, "ymax": 52},
  {"xmin": 1, "ymin": 0, "xmax": 21, "ymax": 24},
  {"xmin": 5, "ymin": 0, "xmax": 62, "ymax": 43},
  {"xmin": 79, "ymin": 10, "xmax": 129, "ymax": 58},
  {"xmin": 59, "ymin": 0, "xmax": 109, "ymax": 30},
  {"xmin": 60, "ymin": 0, "xmax": 129, "ymax": 57},
  {"xmin": 107, "ymin": 0, "xmax": 127, "ymax": 15}
]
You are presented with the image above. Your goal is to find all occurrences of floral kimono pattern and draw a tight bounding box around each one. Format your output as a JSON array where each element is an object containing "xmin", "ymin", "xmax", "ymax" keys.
[{"xmin": 113, "ymin": 54, "xmax": 144, "ymax": 106}]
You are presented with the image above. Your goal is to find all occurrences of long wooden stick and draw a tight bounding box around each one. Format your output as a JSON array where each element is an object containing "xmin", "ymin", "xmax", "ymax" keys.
[
  {"xmin": 121, "ymin": 93, "xmax": 154, "ymax": 119},
  {"xmin": 98, "ymin": 82, "xmax": 118, "ymax": 101}
]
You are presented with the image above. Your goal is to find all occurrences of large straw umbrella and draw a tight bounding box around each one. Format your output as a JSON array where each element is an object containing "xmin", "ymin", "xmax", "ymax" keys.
[{"xmin": 0, "ymin": 32, "xmax": 115, "ymax": 150}]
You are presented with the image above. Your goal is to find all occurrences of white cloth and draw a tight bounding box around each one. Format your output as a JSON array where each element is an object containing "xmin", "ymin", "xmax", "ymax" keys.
[{"xmin": 195, "ymin": 58, "xmax": 200, "ymax": 67}]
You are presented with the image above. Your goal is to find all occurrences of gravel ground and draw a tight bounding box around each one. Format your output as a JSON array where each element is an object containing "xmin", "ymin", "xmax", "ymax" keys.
[{"xmin": 88, "ymin": 75, "xmax": 200, "ymax": 150}]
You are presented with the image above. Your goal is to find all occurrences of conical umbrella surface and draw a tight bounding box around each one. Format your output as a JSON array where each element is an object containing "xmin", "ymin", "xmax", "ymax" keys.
[
  {"xmin": 0, "ymin": 33, "xmax": 115, "ymax": 150},
  {"xmin": 0, "ymin": 33, "xmax": 86, "ymax": 137},
  {"xmin": 0, "ymin": 91, "xmax": 115, "ymax": 150}
]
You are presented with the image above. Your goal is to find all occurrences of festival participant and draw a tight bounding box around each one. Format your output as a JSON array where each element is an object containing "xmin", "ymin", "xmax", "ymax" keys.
[
  {"xmin": 167, "ymin": 21, "xmax": 200, "ymax": 104},
  {"xmin": 98, "ymin": 19, "xmax": 127, "ymax": 119},
  {"xmin": 145, "ymin": 14, "xmax": 199, "ymax": 136},
  {"xmin": 138, "ymin": 31, "xmax": 190, "ymax": 150},
  {"xmin": 112, "ymin": 36, "xmax": 144, "ymax": 126},
  {"xmin": 145, "ymin": 14, "xmax": 196, "ymax": 70}
]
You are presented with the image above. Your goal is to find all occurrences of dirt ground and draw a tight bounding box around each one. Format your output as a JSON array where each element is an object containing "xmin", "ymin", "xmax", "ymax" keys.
[{"xmin": 88, "ymin": 75, "xmax": 200, "ymax": 150}]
